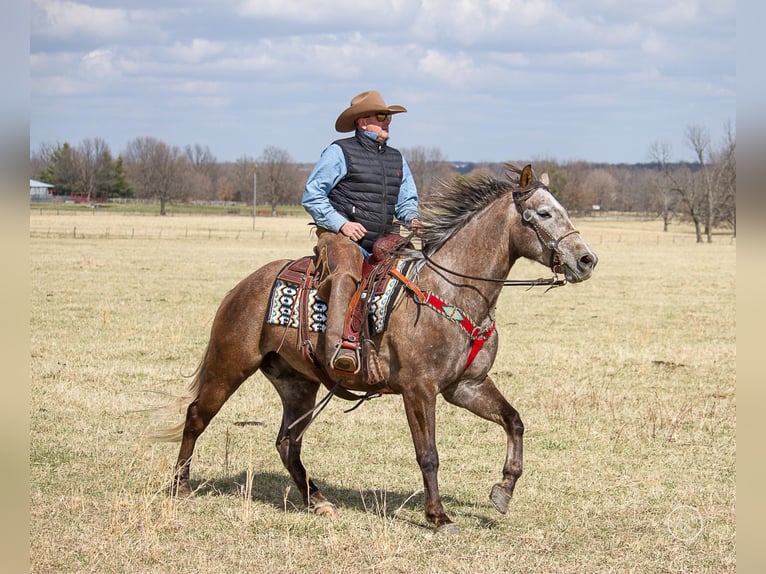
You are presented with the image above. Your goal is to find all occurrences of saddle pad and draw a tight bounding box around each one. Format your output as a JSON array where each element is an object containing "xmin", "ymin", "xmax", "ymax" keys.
[
  {"xmin": 266, "ymin": 259, "xmax": 410, "ymax": 335},
  {"xmin": 268, "ymin": 280, "xmax": 328, "ymax": 332}
]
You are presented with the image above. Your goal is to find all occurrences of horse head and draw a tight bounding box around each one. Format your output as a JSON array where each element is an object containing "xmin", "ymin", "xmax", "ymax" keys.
[{"xmin": 506, "ymin": 164, "xmax": 598, "ymax": 283}]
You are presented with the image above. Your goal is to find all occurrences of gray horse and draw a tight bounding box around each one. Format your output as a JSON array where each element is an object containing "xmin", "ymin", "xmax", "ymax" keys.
[{"xmin": 148, "ymin": 164, "xmax": 598, "ymax": 533}]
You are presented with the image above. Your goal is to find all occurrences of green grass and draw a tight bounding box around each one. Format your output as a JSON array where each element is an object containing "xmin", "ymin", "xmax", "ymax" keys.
[{"xmin": 30, "ymin": 211, "xmax": 735, "ymax": 573}]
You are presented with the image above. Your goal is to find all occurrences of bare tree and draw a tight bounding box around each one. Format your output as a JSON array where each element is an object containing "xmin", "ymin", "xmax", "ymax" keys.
[
  {"xmin": 74, "ymin": 138, "xmax": 111, "ymax": 202},
  {"xmin": 231, "ymin": 155, "xmax": 257, "ymax": 204},
  {"xmin": 123, "ymin": 136, "xmax": 185, "ymax": 215},
  {"xmin": 650, "ymin": 141, "xmax": 705, "ymax": 242},
  {"xmin": 257, "ymin": 146, "xmax": 300, "ymax": 216},
  {"xmin": 557, "ymin": 161, "xmax": 594, "ymax": 214},
  {"xmin": 184, "ymin": 143, "xmax": 218, "ymax": 201},
  {"xmin": 714, "ymin": 123, "xmax": 736, "ymax": 235},
  {"xmin": 651, "ymin": 123, "xmax": 736, "ymax": 242},
  {"xmin": 685, "ymin": 125, "xmax": 716, "ymax": 243},
  {"xmin": 583, "ymin": 168, "xmax": 618, "ymax": 212},
  {"xmin": 401, "ymin": 146, "xmax": 452, "ymax": 201},
  {"xmin": 648, "ymin": 142, "xmax": 682, "ymax": 230},
  {"xmin": 185, "ymin": 143, "xmax": 217, "ymax": 175}
]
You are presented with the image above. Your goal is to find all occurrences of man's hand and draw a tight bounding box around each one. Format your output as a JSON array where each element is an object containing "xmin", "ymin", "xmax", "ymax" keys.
[
  {"xmin": 340, "ymin": 221, "xmax": 367, "ymax": 242},
  {"xmin": 409, "ymin": 218, "xmax": 423, "ymax": 236}
]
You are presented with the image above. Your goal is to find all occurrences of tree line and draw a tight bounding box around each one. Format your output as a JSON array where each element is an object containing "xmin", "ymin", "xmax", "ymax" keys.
[{"xmin": 30, "ymin": 122, "xmax": 735, "ymax": 242}]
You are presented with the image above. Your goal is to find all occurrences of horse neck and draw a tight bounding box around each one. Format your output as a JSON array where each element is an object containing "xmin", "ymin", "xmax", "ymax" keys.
[{"xmin": 422, "ymin": 194, "xmax": 520, "ymax": 320}]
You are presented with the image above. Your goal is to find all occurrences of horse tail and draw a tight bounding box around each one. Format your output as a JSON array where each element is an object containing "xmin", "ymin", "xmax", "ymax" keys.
[{"xmin": 143, "ymin": 345, "xmax": 209, "ymax": 443}]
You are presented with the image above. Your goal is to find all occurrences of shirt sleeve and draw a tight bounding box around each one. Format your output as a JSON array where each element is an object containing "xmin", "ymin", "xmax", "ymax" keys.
[
  {"xmin": 395, "ymin": 157, "xmax": 419, "ymax": 223},
  {"xmin": 301, "ymin": 144, "xmax": 348, "ymax": 233}
]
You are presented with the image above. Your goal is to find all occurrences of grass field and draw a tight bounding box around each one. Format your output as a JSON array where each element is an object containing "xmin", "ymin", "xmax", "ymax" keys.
[{"xmin": 29, "ymin": 210, "xmax": 735, "ymax": 573}]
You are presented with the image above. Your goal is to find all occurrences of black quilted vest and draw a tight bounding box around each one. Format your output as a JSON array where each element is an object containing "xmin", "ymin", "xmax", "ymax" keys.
[{"xmin": 329, "ymin": 130, "xmax": 404, "ymax": 252}]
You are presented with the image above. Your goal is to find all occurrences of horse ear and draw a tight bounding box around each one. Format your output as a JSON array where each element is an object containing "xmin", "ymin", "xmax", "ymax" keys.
[
  {"xmin": 540, "ymin": 172, "xmax": 550, "ymax": 187},
  {"xmin": 520, "ymin": 164, "xmax": 534, "ymax": 187}
]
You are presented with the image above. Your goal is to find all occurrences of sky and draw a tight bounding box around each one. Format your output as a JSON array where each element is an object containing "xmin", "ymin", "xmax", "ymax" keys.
[{"xmin": 30, "ymin": 0, "xmax": 736, "ymax": 165}]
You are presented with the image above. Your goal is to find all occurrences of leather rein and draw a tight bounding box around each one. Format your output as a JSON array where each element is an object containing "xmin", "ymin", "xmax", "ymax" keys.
[{"xmin": 421, "ymin": 186, "xmax": 580, "ymax": 291}]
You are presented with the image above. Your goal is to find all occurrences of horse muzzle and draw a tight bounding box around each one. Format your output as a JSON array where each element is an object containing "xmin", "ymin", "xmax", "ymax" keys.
[{"xmin": 560, "ymin": 248, "xmax": 598, "ymax": 283}]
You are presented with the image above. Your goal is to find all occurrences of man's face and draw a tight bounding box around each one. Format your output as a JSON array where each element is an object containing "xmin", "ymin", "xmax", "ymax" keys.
[{"xmin": 357, "ymin": 113, "xmax": 392, "ymax": 141}]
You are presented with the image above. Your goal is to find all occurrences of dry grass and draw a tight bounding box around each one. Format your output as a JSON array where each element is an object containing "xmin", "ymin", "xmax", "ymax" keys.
[{"xmin": 30, "ymin": 210, "xmax": 735, "ymax": 573}]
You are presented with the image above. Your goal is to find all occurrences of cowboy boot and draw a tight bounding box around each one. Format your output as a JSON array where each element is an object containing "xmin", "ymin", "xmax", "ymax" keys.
[
  {"xmin": 317, "ymin": 230, "xmax": 363, "ymax": 373},
  {"xmin": 326, "ymin": 271, "xmax": 360, "ymax": 373}
]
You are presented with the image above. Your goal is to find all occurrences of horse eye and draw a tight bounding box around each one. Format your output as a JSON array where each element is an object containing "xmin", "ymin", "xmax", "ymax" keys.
[{"xmin": 537, "ymin": 209, "xmax": 552, "ymax": 219}]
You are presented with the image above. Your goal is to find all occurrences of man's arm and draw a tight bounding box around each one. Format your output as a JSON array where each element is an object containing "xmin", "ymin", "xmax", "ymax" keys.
[
  {"xmin": 301, "ymin": 144, "xmax": 348, "ymax": 232},
  {"xmin": 395, "ymin": 158, "xmax": 419, "ymax": 224}
]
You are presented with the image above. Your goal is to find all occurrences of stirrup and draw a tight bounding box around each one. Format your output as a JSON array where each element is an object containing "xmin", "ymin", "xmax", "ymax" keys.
[{"xmin": 330, "ymin": 342, "xmax": 360, "ymax": 374}]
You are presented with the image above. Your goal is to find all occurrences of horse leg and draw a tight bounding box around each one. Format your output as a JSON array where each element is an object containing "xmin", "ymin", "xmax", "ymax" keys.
[
  {"xmin": 173, "ymin": 352, "xmax": 255, "ymax": 497},
  {"xmin": 441, "ymin": 375, "xmax": 524, "ymax": 515},
  {"xmin": 261, "ymin": 355, "xmax": 336, "ymax": 516},
  {"xmin": 402, "ymin": 390, "xmax": 459, "ymax": 534}
]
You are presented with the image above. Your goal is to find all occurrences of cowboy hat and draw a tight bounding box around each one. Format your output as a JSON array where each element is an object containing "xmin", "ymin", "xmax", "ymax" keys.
[{"xmin": 335, "ymin": 90, "xmax": 407, "ymax": 132}]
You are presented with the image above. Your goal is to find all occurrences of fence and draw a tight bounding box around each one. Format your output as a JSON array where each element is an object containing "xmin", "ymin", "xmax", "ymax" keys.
[{"xmin": 28, "ymin": 210, "xmax": 735, "ymax": 246}]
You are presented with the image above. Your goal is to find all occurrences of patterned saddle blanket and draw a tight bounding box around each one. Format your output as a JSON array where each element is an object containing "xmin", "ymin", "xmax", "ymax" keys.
[{"xmin": 267, "ymin": 258, "xmax": 411, "ymax": 335}]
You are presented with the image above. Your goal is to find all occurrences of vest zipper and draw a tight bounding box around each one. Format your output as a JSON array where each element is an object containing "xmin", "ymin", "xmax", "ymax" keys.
[{"xmin": 378, "ymin": 144, "xmax": 388, "ymax": 231}]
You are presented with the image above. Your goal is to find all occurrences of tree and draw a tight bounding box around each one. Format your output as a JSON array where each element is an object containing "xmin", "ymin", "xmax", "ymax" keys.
[
  {"xmin": 123, "ymin": 136, "xmax": 185, "ymax": 215},
  {"xmin": 109, "ymin": 156, "xmax": 132, "ymax": 199},
  {"xmin": 583, "ymin": 168, "xmax": 618, "ymax": 212},
  {"xmin": 401, "ymin": 146, "xmax": 452, "ymax": 201},
  {"xmin": 713, "ymin": 124, "xmax": 736, "ymax": 236},
  {"xmin": 36, "ymin": 142, "xmax": 79, "ymax": 196},
  {"xmin": 231, "ymin": 154, "xmax": 257, "ymax": 204},
  {"xmin": 650, "ymin": 141, "xmax": 705, "ymax": 242},
  {"xmin": 184, "ymin": 143, "xmax": 218, "ymax": 201},
  {"xmin": 551, "ymin": 161, "xmax": 597, "ymax": 213},
  {"xmin": 685, "ymin": 125, "xmax": 717, "ymax": 243},
  {"xmin": 257, "ymin": 146, "xmax": 300, "ymax": 216},
  {"xmin": 74, "ymin": 137, "xmax": 111, "ymax": 202},
  {"xmin": 650, "ymin": 122, "xmax": 736, "ymax": 242}
]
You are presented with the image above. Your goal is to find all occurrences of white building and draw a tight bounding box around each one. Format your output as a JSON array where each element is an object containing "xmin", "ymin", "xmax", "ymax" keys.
[{"xmin": 30, "ymin": 179, "xmax": 55, "ymax": 201}]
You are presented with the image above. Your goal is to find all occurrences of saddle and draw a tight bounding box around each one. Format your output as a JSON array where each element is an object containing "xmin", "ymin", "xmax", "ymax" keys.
[{"xmin": 274, "ymin": 234, "xmax": 412, "ymax": 398}]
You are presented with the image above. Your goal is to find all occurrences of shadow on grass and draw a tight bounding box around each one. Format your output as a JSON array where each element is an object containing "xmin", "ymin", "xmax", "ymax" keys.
[{"xmin": 189, "ymin": 470, "xmax": 503, "ymax": 530}]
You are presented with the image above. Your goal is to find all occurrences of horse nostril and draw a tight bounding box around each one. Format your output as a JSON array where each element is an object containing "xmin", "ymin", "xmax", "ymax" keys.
[{"xmin": 579, "ymin": 253, "xmax": 596, "ymax": 271}]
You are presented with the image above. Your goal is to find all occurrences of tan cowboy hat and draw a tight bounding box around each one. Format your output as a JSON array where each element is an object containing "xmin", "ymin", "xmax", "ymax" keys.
[{"xmin": 334, "ymin": 90, "xmax": 407, "ymax": 132}]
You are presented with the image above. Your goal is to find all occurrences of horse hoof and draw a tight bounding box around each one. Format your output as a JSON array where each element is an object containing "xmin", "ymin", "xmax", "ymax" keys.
[
  {"xmin": 489, "ymin": 483, "xmax": 512, "ymax": 514},
  {"xmin": 311, "ymin": 501, "xmax": 338, "ymax": 517},
  {"xmin": 436, "ymin": 523, "xmax": 461, "ymax": 536}
]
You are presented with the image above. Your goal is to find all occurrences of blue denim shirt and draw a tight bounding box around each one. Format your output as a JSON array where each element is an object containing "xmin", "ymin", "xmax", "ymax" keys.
[{"xmin": 302, "ymin": 131, "xmax": 419, "ymax": 233}]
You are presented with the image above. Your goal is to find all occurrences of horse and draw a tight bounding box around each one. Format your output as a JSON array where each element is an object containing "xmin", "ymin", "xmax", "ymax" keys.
[{"xmin": 147, "ymin": 164, "xmax": 598, "ymax": 534}]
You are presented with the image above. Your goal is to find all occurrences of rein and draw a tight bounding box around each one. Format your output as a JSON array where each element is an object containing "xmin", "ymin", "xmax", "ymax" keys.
[{"xmin": 421, "ymin": 252, "xmax": 567, "ymax": 290}]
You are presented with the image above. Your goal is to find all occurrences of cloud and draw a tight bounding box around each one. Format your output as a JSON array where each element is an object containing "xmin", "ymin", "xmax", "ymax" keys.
[
  {"xmin": 168, "ymin": 38, "xmax": 226, "ymax": 64},
  {"xmin": 32, "ymin": 0, "xmax": 160, "ymax": 42},
  {"xmin": 29, "ymin": 0, "xmax": 736, "ymax": 163},
  {"xmin": 80, "ymin": 49, "xmax": 115, "ymax": 79},
  {"xmin": 236, "ymin": 0, "xmax": 419, "ymax": 30},
  {"xmin": 418, "ymin": 49, "xmax": 480, "ymax": 86}
]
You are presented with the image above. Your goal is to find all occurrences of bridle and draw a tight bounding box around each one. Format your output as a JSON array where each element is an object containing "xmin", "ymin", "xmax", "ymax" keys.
[{"xmin": 422, "ymin": 184, "xmax": 581, "ymax": 290}]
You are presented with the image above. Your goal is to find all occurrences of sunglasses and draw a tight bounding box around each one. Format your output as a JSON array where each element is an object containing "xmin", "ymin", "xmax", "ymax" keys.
[{"xmin": 372, "ymin": 113, "xmax": 392, "ymax": 122}]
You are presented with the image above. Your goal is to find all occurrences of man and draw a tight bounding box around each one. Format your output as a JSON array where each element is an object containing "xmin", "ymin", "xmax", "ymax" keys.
[{"xmin": 302, "ymin": 90, "xmax": 419, "ymax": 374}]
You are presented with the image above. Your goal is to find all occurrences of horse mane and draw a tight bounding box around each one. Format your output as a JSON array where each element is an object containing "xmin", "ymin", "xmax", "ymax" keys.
[{"xmin": 412, "ymin": 163, "xmax": 529, "ymax": 257}]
